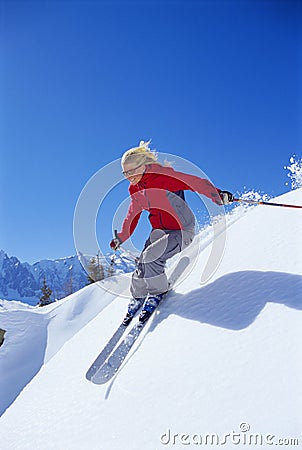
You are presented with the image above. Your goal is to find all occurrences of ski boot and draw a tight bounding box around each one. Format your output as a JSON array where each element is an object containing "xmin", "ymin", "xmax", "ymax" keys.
[
  {"xmin": 139, "ymin": 294, "xmax": 164, "ymax": 324},
  {"xmin": 122, "ymin": 297, "xmax": 145, "ymax": 326}
]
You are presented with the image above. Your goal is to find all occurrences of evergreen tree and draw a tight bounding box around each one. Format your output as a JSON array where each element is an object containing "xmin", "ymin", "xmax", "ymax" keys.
[
  {"xmin": 87, "ymin": 252, "xmax": 105, "ymax": 284},
  {"xmin": 63, "ymin": 266, "xmax": 74, "ymax": 297},
  {"xmin": 38, "ymin": 276, "xmax": 53, "ymax": 307},
  {"xmin": 106, "ymin": 261, "xmax": 116, "ymax": 278}
]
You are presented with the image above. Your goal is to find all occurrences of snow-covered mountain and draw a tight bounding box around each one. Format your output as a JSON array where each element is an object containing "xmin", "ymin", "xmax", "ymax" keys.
[
  {"xmin": 0, "ymin": 188, "xmax": 301, "ymax": 450},
  {"xmin": 0, "ymin": 252, "xmax": 87, "ymax": 305},
  {"xmin": 0, "ymin": 251, "xmax": 136, "ymax": 305}
]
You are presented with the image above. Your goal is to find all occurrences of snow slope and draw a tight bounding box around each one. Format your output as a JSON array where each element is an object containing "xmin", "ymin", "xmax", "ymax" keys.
[
  {"xmin": 0, "ymin": 189, "xmax": 301, "ymax": 449},
  {"xmin": 0, "ymin": 274, "xmax": 132, "ymax": 415}
]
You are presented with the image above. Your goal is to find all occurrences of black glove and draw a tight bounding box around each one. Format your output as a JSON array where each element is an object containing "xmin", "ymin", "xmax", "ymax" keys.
[
  {"xmin": 219, "ymin": 191, "xmax": 234, "ymax": 205},
  {"xmin": 110, "ymin": 232, "xmax": 122, "ymax": 250}
]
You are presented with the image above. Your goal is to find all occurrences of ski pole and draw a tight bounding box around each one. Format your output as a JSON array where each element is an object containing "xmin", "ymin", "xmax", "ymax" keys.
[
  {"xmin": 117, "ymin": 247, "xmax": 139, "ymax": 264},
  {"xmin": 233, "ymin": 198, "xmax": 302, "ymax": 209},
  {"xmin": 113, "ymin": 230, "xmax": 139, "ymax": 263}
]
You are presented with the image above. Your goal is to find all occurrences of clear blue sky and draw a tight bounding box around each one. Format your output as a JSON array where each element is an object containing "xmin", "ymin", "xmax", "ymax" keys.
[{"xmin": 1, "ymin": 0, "xmax": 301, "ymax": 263}]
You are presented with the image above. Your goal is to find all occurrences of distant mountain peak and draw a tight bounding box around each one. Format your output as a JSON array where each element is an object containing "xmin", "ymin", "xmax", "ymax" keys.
[{"xmin": 0, "ymin": 250, "xmax": 135, "ymax": 305}]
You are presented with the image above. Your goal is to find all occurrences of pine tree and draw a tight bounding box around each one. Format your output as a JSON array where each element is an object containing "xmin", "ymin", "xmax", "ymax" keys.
[
  {"xmin": 87, "ymin": 252, "xmax": 105, "ymax": 284},
  {"xmin": 38, "ymin": 276, "xmax": 53, "ymax": 307},
  {"xmin": 63, "ymin": 266, "xmax": 74, "ymax": 297},
  {"xmin": 106, "ymin": 261, "xmax": 116, "ymax": 278}
]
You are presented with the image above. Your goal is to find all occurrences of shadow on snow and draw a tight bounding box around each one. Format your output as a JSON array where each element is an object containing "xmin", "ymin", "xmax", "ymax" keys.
[{"xmin": 152, "ymin": 270, "xmax": 302, "ymax": 331}]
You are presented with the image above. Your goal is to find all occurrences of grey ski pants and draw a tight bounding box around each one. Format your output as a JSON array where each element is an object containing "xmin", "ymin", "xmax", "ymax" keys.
[{"xmin": 130, "ymin": 228, "xmax": 194, "ymax": 298}]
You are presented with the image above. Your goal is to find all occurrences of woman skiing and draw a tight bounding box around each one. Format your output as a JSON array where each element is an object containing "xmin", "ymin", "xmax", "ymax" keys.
[{"xmin": 110, "ymin": 141, "xmax": 233, "ymax": 325}]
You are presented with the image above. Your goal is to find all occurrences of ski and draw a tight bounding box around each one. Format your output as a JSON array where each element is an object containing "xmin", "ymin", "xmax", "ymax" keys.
[
  {"xmin": 88, "ymin": 256, "xmax": 189, "ymax": 385},
  {"xmin": 86, "ymin": 324, "xmax": 126, "ymax": 381},
  {"xmin": 90, "ymin": 298, "xmax": 163, "ymax": 384}
]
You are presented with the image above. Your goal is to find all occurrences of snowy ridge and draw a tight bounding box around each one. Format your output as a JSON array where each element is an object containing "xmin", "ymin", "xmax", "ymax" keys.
[
  {"xmin": 0, "ymin": 189, "xmax": 301, "ymax": 449},
  {"xmin": 0, "ymin": 273, "xmax": 133, "ymax": 415}
]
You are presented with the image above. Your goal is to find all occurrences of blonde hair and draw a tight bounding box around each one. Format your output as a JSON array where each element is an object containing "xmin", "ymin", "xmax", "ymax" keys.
[{"xmin": 121, "ymin": 140, "xmax": 160, "ymax": 168}]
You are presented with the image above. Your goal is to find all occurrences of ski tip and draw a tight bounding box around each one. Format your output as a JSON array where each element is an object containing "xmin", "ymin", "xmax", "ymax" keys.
[
  {"xmin": 90, "ymin": 370, "xmax": 116, "ymax": 385},
  {"xmin": 85, "ymin": 370, "xmax": 94, "ymax": 381}
]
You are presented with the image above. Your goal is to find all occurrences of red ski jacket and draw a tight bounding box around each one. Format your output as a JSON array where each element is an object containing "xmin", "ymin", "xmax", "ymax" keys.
[{"xmin": 117, "ymin": 164, "xmax": 221, "ymax": 243}]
